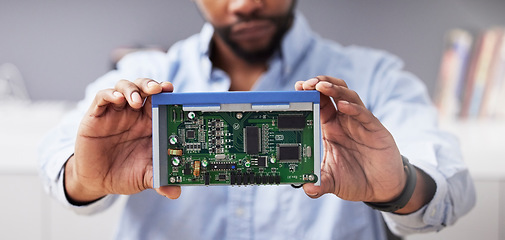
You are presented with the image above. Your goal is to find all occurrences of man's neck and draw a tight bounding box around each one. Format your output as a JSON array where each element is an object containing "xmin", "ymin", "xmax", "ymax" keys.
[{"xmin": 210, "ymin": 35, "xmax": 268, "ymax": 91}]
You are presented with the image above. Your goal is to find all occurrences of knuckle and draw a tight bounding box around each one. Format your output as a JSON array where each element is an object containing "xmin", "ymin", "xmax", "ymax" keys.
[
  {"xmin": 96, "ymin": 88, "xmax": 113, "ymax": 97},
  {"xmin": 114, "ymin": 79, "xmax": 132, "ymax": 89},
  {"xmin": 134, "ymin": 78, "xmax": 153, "ymax": 85},
  {"xmin": 316, "ymin": 75, "xmax": 329, "ymax": 82},
  {"xmin": 336, "ymin": 78, "xmax": 348, "ymax": 87},
  {"xmin": 350, "ymin": 90, "xmax": 360, "ymax": 98}
]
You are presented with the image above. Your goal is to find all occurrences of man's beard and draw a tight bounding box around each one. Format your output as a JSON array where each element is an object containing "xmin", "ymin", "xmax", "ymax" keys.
[{"xmin": 213, "ymin": 11, "xmax": 294, "ymax": 64}]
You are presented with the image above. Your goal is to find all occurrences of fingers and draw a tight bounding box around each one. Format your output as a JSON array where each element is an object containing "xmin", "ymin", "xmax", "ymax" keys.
[
  {"xmin": 305, "ymin": 76, "xmax": 363, "ymax": 107},
  {"xmin": 155, "ymin": 186, "xmax": 182, "ymax": 200},
  {"xmin": 297, "ymin": 75, "xmax": 348, "ymax": 90},
  {"xmin": 114, "ymin": 78, "xmax": 172, "ymax": 109},
  {"xmin": 114, "ymin": 79, "xmax": 152, "ymax": 109},
  {"xmin": 296, "ymin": 76, "xmax": 361, "ymax": 105},
  {"xmin": 295, "ymin": 76, "xmax": 366, "ymax": 124},
  {"xmin": 160, "ymin": 81, "xmax": 174, "ymax": 92},
  {"xmin": 90, "ymin": 79, "xmax": 173, "ymax": 117},
  {"xmin": 295, "ymin": 78, "xmax": 335, "ymax": 122},
  {"xmin": 91, "ymin": 89, "xmax": 126, "ymax": 117},
  {"xmin": 336, "ymin": 100, "xmax": 383, "ymax": 131}
]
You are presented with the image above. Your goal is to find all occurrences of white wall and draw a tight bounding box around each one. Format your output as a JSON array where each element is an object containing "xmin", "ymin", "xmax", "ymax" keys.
[{"xmin": 1, "ymin": 0, "xmax": 504, "ymax": 101}]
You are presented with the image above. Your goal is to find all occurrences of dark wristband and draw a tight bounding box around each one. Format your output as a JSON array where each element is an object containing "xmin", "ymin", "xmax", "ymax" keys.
[{"xmin": 364, "ymin": 155, "xmax": 417, "ymax": 212}]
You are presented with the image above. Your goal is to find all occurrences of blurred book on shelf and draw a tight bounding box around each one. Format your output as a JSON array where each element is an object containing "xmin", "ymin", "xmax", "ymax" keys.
[
  {"xmin": 435, "ymin": 29, "xmax": 473, "ymax": 120},
  {"xmin": 435, "ymin": 27, "xmax": 505, "ymax": 121}
]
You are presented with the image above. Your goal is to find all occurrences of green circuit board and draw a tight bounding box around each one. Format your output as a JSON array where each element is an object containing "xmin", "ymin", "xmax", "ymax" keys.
[{"xmin": 164, "ymin": 105, "xmax": 318, "ymax": 185}]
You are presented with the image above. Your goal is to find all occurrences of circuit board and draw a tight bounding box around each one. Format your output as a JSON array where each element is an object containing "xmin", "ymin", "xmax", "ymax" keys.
[{"xmin": 152, "ymin": 91, "xmax": 320, "ymax": 187}]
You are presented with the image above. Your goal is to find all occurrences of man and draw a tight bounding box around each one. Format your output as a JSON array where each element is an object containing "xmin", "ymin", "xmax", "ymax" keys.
[{"xmin": 39, "ymin": 0, "xmax": 475, "ymax": 239}]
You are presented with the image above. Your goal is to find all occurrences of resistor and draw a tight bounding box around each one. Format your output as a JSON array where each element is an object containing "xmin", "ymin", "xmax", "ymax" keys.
[
  {"xmin": 168, "ymin": 149, "xmax": 183, "ymax": 156},
  {"xmin": 193, "ymin": 160, "xmax": 201, "ymax": 177}
]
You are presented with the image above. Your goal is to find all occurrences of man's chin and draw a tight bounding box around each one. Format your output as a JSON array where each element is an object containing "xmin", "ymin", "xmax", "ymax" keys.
[{"xmin": 233, "ymin": 46, "xmax": 276, "ymax": 64}]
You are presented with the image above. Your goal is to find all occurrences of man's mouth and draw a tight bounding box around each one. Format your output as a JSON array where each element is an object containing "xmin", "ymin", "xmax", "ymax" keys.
[{"xmin": 230, "ymin": 19, "xmax": 276, "ymax": 41}]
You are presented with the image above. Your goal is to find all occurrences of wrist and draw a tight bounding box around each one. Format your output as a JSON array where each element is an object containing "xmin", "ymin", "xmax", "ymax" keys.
[
  {"xmin": 364, "ymin": 155, "xmax": 417, "ymax": 213},
  {"xmin": 64, "ymin": 155, "xmax": 106, "ymax": 205}
]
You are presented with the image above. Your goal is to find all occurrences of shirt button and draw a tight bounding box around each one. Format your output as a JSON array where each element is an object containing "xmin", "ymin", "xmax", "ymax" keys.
[
  {"xmin": 430, "ymin": 208, "xmax": 437, "ymax": 217},
  {"xmin": 235, "ymin": 207, "xmax": 245, "ymax": 217}
]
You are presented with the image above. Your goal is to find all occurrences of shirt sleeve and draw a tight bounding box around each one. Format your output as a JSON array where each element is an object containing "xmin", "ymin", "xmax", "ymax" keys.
[{"xmin": 365, "ymin": 53, "xmax": 476, "ymax": 235}]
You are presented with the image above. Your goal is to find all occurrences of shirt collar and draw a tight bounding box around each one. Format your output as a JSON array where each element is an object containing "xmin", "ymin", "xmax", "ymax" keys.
[{"xmin": 197, "ymin": 12, "xmax": 315, "ymax": 76}]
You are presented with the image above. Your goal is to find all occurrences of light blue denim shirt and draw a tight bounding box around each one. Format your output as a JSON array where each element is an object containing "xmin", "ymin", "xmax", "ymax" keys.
[{"xmin": 39, "ymin": 14, "xmax": 475, "ymax": 240}]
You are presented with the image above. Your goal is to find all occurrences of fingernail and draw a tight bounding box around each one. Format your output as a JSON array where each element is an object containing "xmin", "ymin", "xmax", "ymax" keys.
[
  {"xmin": 307, "ymin": 78, "xmax": 319, "ymax": 84},
  {"xmin": 113, "ymin": 91, "xmax": 123, "ymax": 98},
  {"xmin": 131, "ymin": 92, "xmax": 142, "ymax": 103},
  {"xmin": 339, "ymin": 100, "xmax": 350, "ymax": 105},
  {"xmin": 306, "ymin": 192, "xmax": 319, "ymax": 197},
  {"xmin": 319, "ymin": 81, "xmax": 332, "ymax": 88},
  {"xmin": 148, "ymin": 81, "xmax": 157, "ymax": 88}
]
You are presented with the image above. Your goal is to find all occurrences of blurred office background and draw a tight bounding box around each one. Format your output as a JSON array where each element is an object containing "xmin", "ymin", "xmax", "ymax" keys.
[{"xmin": 1, "ymin": 0, "xmax": 504, "ymax": 239}]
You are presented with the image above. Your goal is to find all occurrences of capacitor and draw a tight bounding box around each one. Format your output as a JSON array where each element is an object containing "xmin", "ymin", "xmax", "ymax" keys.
[
  {"xmin": 169, "ymin": 135, "xmax": 179, "ymax": 145},
  {"xmin": 201, "ymin": 159, "xmax": 208, "ymax": 168},
  {"xmin": 188, "ymin": 111, "xmax": 196, "ymax": 120},
  {"xmin": 172, "ymin": 157, "xmax": 181, "ymax": 166}
]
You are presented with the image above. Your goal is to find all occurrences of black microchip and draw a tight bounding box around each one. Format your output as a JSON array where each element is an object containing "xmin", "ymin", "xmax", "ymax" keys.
[
  {"xmin": 230, "ymin": 172, "xmax": 236, "ymax": 185},
  {"xmin": 257, "ymin": 156, "xmax": 267, "ymax": 167},
  {"xmin": 275, "ymin": 175, "xmax": 281, "ymax": 184},
  {"xmin": 183, "ymin": 163, "xmax": 191, "ymax": 175},
  {"xmin": 245, "ymin": 126, "xmax": 260, "ymax": 154},
  {"xmin": 204, "ymin": 172, "xmax": 210, "ymax": 185},
  {"xmin": 236, "ymin": 173, "xmax": 243, "ymax": 185},
  {"xmin": 249, "ymin": 173, "xmax": 255, "ymax": 184},
  {"xmin": 255, "ymin": 175, "xmax": 262, "ymax": 184},
  {"xmin": 269, "ymin": 175, "xmax": 275, "ymax": 184},
  {"xmin": 277, "ymin": 115, "xmax": 306, "ymax": 130},
  {"xmin": 277, "ymin": 144, "xmax": 301, "ymax": 162},
  {"xmin": 242, "ymin": 174, "xmax": 247, "ymax": 185},
  {"xmin": 186, "ymin": 130, "xmax": 195, "ymax": 139},
  {"xmin": 262, "ymin": 175, "xmax": 268, "ymax": 184},
  {"xmin": 218, "ymin": 174, "xmax": 227, "ymax": 181}
]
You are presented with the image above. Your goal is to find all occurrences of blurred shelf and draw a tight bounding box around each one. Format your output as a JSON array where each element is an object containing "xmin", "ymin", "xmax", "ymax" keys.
[
  {"xmin": 0, "ymin": 101, "xmax": 74, "ymax": 174},
  {"xmin": 440, "ymin": 119, "xmax": 505, "ymax": 180}
]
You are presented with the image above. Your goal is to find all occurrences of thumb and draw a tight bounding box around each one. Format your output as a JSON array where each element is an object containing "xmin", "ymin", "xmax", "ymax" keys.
[
  {"xmin": 144, "ymin": 165, "xmax": 182, "ymax": 199},
  {"xmin": 302, "ymin": 173, "xmax": 336, "ymax": 199},
  {"xmin": 302, "ymin": 183, "xmax": 326, "ymax": 199},
  {"xmin": 156, "ymin": 186, "xmax": 182, "ymax": 199}
]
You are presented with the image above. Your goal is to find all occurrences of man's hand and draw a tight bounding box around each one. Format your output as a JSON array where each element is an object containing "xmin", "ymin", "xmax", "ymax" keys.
[
  {"xmin": 295, "ymin": 76, "xmax": 435, "ymax": 214},
  {"xmin": 65, "ymin": 78, "xmax": 181, "ymax": 204}
]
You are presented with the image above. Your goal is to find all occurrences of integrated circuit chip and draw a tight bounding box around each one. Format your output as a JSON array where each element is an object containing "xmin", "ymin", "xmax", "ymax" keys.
[
  {"xmin": 244, "ymin": 126, "xmax": 260, "ymax": 154},
  {"xmin": 257, "ymin": 156, "xmax": 267, "ymax": 167},
  {"xmin": 186, "ymin": 130, "xmax": 195, "ymax": 139},
  {"xmin": 278, "ymin": 114, "xmax": 306, "ymax": 130},
  {"xmin": 277, "ymin": 144, "xmax": 301, "ymax": 162}
]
